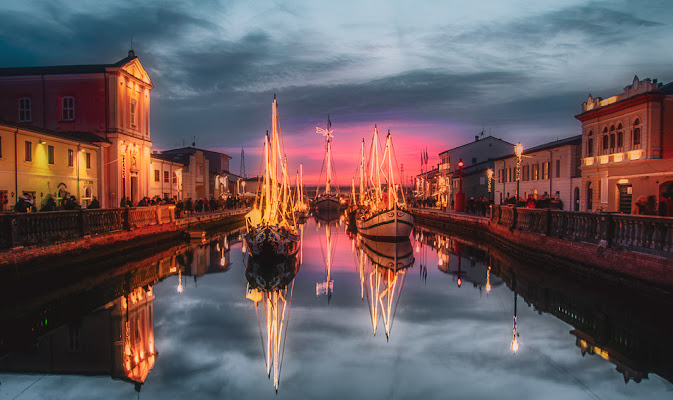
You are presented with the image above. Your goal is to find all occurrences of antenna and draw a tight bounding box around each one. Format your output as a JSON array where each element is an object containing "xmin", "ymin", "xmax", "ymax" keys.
[{"xmin": 240, "ymin": 147, "xmax": 247, "ymax": 178}]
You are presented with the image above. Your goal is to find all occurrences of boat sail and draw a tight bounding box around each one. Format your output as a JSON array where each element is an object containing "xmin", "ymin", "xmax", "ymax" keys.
[
  {"xmin": 244, "ymin": 95, "xmax": 299, "ymax": 260},
  {"xmin": 293, "ymin": 164, "xmax": 309, "ymax": 220},
  {"xmin": 314, "ymin": 115, "xmax": 341, "ymax": 220},
  {"xmin": 245, "ymin": 255, "xmax": 299, "ymax": 392},
  {"xmin": 356, "ymin": 126, "xmax": 414, "ymax": 241},
  {"xmin": 356, "ymin": 235, "xmax": 414, "ymax": 339}
]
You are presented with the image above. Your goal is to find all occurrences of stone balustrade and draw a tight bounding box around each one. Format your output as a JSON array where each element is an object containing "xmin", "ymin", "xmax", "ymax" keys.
[
  {"xmin": 0, "ymin": 206, "xmax": 175, "ymax": 249},
  {"xmin": 491, "ymin": 205, "xmax": 673, "ymax": 257}
]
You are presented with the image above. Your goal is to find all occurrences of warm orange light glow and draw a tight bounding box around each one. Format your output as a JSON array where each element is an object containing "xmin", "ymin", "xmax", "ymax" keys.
[
  {"xmin": 514, "ymin": 142, "xmax": 524, "ymax": 158},
  {"xmin": 617, "ymin": 178, "xmax": 629, "ymax": 184},
  {"xmin": 486, "ymin": 168, "xmax": 494, "ymax": 179},
  {"xmin": 511, "ymin": 336, "xmax": 519, "ymax": 353},
  {"xmin": 629, "ymin": 150, "xmax": 641, "ymax": 160},
  {"xmin": 585, "ymin": 157, "xmax": 594, "ymax": 166},
  {"xmin": 457, "ymin": 277, "xmax": 462, "ymax": 287},
  {"xmin": 600, "ymin": 155, "xmax": 609, "ymax": 164},
  {"xmin": 613, "ymin": 153, "xmax": 623, "ymax": 162},
  {"xmin": 485, "ymin": 267, "xmax": 491, "ymax": 294}
]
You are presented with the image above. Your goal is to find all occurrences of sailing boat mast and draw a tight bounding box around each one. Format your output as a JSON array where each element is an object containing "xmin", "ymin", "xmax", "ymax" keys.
[{"xmin": 359, "ymin": 139, "xmax": 365, "ymax": 205}]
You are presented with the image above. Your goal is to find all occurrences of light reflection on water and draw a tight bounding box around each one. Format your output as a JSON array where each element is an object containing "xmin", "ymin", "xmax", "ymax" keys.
[{"xmin": 1, "ymin": 217, "xmax": 673, "ymax": 399}]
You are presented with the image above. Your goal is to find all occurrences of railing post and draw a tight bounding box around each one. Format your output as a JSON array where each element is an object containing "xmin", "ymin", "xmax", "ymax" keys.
[
  {"xmin": 156, "ymin": 206, "xmax": 161, "ymax": 225},
  {"xmin": 598, "ymin": 213, "xmax": 613, "ymax": 248},
  {"xmin": 123, "ymin": 207, "xmax": 131, "ymax": 231},
  {"xmin": 80, "ymin": 209, "xmax": 89, "ymax": 237},
  {"xmin": 511, "ymin": 207, "xmax": 518, "ymax": 230},
  {"xmin": 542, "ymin": 209, "xmax": 551, "ymax": 235},
  {"xmin": 10, "ymin": 215, "xmax": 19, "ymax": 247}
]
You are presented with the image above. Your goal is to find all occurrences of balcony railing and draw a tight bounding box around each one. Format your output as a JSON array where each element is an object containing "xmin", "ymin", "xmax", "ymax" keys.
[
  {"xmin": 0, "ymin": 206, "xmax": 175, "ymax": 249},
  {"xmin": 491, "ymin": 205, "xmax": 673, "ymax": 257}
]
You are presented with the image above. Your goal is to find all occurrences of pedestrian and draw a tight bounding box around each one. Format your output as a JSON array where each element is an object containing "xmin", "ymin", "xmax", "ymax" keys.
[
  {"xmin": 14, "ymin": 195, "xmax": 29, "ymax": 212},
  {"xmin": 644, "ymin": 195, "xmax": 657, "ymax": 215},
  {"xmin": 88, "ymin": 196, "xmax": 100, "ymax": 209},
  {"xmin": 632, "ymin": 196, "xmax": 646, "ymax": 215}
]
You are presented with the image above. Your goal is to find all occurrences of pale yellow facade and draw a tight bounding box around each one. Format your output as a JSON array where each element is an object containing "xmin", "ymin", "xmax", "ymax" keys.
[
  {"xmin": 0, "ymin": 123, "xmax": 102, "ymax": 210},
  {"xmin": 149, "ymin": 155, "xmax": 183, "ymax": 200}
]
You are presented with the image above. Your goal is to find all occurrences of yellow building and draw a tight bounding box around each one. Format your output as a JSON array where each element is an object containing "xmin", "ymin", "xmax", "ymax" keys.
[{"xmin": 0, "ymin": 120, "xmax": 107, "ymax": 210}]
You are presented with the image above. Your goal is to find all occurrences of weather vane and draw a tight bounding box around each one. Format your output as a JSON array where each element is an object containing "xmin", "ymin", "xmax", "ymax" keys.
[{"xmin": 316, "ymin": 114, "xmax": 334, "ymax": 141}]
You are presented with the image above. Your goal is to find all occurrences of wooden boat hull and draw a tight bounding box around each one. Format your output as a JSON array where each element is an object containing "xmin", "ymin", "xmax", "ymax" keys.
[
  {"xmin": 245, "ymin": 253, "xmax": 300, "ymax": 291},
  {"xmin": 359, "ymin": 236, "xmax": 415, "ymax": 270},
  {"xmin": 245, "ymin": 225, "xmax": 299, "ymax": 260},
  {"xmin": 314, "ymin": 195, "xmax": 341, "ymax": 212},
  {"xmin": 356, "ymin": 208, "xmax": 414, "ymax": 241}
]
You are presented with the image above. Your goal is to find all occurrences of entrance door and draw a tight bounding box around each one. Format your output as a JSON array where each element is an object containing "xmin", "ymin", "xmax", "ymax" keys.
[
  {"xmin": 131, "ymin": 176, "xmax": 139, "ymax": 204},
  {"xmin": 573, "ymin": 187, "xmax": 580, "ymax": 211},
  {"xmin": 586, "ymin": 182, "xmax": 593, "ymax": 211},
  {"xmin": 618, "ymin": 184, "xmax": 632, "ymax": 214}
]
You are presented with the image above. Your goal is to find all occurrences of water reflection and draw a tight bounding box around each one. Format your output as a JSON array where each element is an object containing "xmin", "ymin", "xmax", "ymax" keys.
[
  {"xmin": 0, "ymin": 229, "xmax": 242, "ymax": 392},
  {"xmin": 1, "ymin": 220, "xmax": 673, "ymax": 398},
  {"xmin": 356, "ymin": 236, "xmax": 414, "ymax": 340},
  {"xmin": 245, "ymin": 253, "xmax": 300, "ymax": 392}
]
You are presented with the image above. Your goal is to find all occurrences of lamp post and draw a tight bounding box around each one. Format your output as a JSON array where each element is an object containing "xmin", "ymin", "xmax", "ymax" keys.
[
  {"xmin": 486, "ymin": 168, "xmax": 493, "ymax": 201},
  {"xmin": 514, "ymin": 143, "xmax": 524, "ymax": 205},
  {"xmin": 455, "ymin": 159, "xmax": 465, "ymax": 212}
]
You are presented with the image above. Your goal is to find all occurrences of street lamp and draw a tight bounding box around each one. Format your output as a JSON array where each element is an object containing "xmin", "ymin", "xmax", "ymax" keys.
[
  {"xmin": 486, "ymin": 168, "xmax": 493, "ymax": 200},
  {"xmin": 514, "ymin": 143, "xmax": 524, "ymax": 205},
  {"xmin": 455, "ymin": 159, "xmax": 465, "ymax": 212}
]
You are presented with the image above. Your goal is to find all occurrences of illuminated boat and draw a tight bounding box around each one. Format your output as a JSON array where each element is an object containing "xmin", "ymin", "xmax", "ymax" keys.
[
  {"xmin": 245, "ymin": 95, "xmax": 299, "ymax": 260},
  {"xmin": 356, "ymin": 126, "xmax": 414, "ymax": 241},
  {"xmin": 313, "ymin": 115, "xmax": 342, "ymax": 218}
]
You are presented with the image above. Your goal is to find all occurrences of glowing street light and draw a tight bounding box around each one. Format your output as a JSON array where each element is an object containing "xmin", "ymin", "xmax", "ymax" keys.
[
  {"xmin": 514, "ymin": 143, "xmax": 524, "ymax": 203},
  {"xmin": 511, "ymin": 292, "xmax": 519, "ymax": 353}
]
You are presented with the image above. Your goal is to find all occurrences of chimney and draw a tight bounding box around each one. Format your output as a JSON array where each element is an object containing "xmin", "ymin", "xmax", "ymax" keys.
[{"xmin": 475, "ymin": 135, "xmax": 479, "ymax": 142}]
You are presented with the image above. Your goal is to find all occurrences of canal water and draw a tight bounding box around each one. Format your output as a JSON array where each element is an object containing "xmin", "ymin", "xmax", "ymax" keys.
[{"xmin": 1, "ymin": 217, "xmax": 672, "ymax": 399}]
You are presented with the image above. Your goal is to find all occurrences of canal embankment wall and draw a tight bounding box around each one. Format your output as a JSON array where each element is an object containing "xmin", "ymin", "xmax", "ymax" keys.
[
  {"xmin": 413, "ymin": 207, "xmax": 673, "ymax": 293},
  {"xmin": 0, "ymin": 206, "xmax": 248, "ymax": 267}
]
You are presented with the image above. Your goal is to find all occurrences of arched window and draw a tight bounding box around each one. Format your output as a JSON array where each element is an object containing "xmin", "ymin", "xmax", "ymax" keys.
[
  {"xmin": 602, "ymin": 135, "xmax": 609, "ymax": 152},
  {"xmin": 617, "ymin": 123, "xmax": 623, "ymax": 148},
  {"xmin": 609, "ymin": 125, "xmax": 616, "ymax": 151},
  {"xmin": 633, "ymin": 118, "xmax": 641, "ymax": 147},
  {"xmin": 587, "ymin": 130, "xmax": 594, "ymax": 156}
]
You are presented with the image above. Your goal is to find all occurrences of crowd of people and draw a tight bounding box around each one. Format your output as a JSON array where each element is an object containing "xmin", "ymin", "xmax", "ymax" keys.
[
  {"xmin": 632, "ymin": 193, "xmax": 673, "ymax": 216},
  {"xmin": 11, "ymin": 193, "xmax": 100, "ymax": 213},
  {"xmin": 119, "ymin": 194, "xmax": 251, "ymax": 218}
]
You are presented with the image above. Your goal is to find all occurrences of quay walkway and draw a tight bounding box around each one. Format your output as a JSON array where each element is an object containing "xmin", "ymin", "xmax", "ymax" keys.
[
  {"xmin": 0, "ymin": 206, "xmax": 248, "ymax": 266},
  {"xmin": 413, "ymin": 206, "xmax": 673, "ymax": 292}
]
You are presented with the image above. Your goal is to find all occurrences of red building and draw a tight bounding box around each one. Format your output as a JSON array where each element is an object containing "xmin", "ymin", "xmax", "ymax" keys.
[{"xmin": 0, "ymin": 50, "xmax": 154, "ymax": 207}]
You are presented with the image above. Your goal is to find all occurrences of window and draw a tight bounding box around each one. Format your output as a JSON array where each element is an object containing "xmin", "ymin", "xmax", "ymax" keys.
[
  {"xmin": 69, "ymin": 325, "xmax": 81, "ymax": 352},
  {"xmin": 542, "ymin": 162, "xmax": 549, "ymax": 180},
  {"xmin": 633, "ymin": 119, "xmax": 641, "ymax": 147},
  {"xmin": 164, "ymin": 170, "xmax": 169, "ymax": 183},
  {"xmin": 68, "ymin": 149, "xmax": 74, "ymax": 167},
  {"xmin": 18, "ymin": 98, "xmax": 31, "ymax": 122},
  {"xmin": 48, "ymin": 145, "xmax": 54, "ymax": 165},
  {"xmin": 602, "ymin": 135, "xmax": 609, "ymax": 152},
  {"xmin": 617, "ymin": 123, "xmax": 623, "ymax": 148},
  {"xmin": 62, "ymin": 96, "xmax": 75, "ymax": 121},
  {"xmin": 522, "ymin": 165, "xmax": 529, "ymax": 181},
  {"xmin": 154, "ymin": 170, "xmax": 160, "ymax": 182},
  {"xmin": 130, "ymin": 99, "xmax": 137, "ymax": 127},
  {"xmin": 24, "ymin": 141, "xmax": 32, "ymax": 162},
  {"xmin": 555, "ymin": 159, "xmax": 560, "ymax": 178},
  {"xmin": 587, "ymin": 130, "xmax": 594, "ymax": 156},
  {"xmin": 197, "ymin": 165, "xmax": 202, "ymax": 175},
  {"xmin": 85, "ymin": 152, "xmax": 91, "ymax": 169},
  {"xmin": 173, "ymin": 172, "xmax": 178, "ymax": 184},
  {"xmin": 532, "ymin": 164, "xmax": 539, "ymax": 180}
]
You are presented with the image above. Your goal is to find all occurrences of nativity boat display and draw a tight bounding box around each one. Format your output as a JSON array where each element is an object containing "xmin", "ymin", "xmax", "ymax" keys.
[
  {"xmin": 244, "ymin": 95, "xmax": 299, "ymax": 261},
  {"xmin": 313, "ymin": 115, "xmax": 341, "ymax": 220},
  {"xmin": 356, "ymin": 126, "xmax": 414, "ymax": 241}
]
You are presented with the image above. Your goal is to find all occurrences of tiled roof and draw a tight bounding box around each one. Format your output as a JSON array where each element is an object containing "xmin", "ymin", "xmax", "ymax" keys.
[
  {"xmin": 0, "ymin": 56, "xmax": 136, "ymax": 77},
  {"xmin": 0, "ymin": 119, "xmax": 110, "ymax": 145}
]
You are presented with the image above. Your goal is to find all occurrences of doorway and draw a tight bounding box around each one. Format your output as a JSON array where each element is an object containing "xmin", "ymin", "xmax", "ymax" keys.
[
  {"xmin": 574, "ymin": 187, "xmax": 580, "ymax": 211},
  {"xmin": 131, "ymin": 176, "xmax": 139, "ymax": 204},
  {"xmin": 586, "ymin": 181, "xmax": 593, "ymax": 211},
  {"xmin": 617, "ymin": 184, "xmax": 632, "ymax": 214}
]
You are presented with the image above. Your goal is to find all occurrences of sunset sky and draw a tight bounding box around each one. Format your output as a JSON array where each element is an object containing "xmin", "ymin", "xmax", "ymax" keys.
[{"xmin": 2, "ymin": 0, "xmax": 672, "ymax": 184}]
